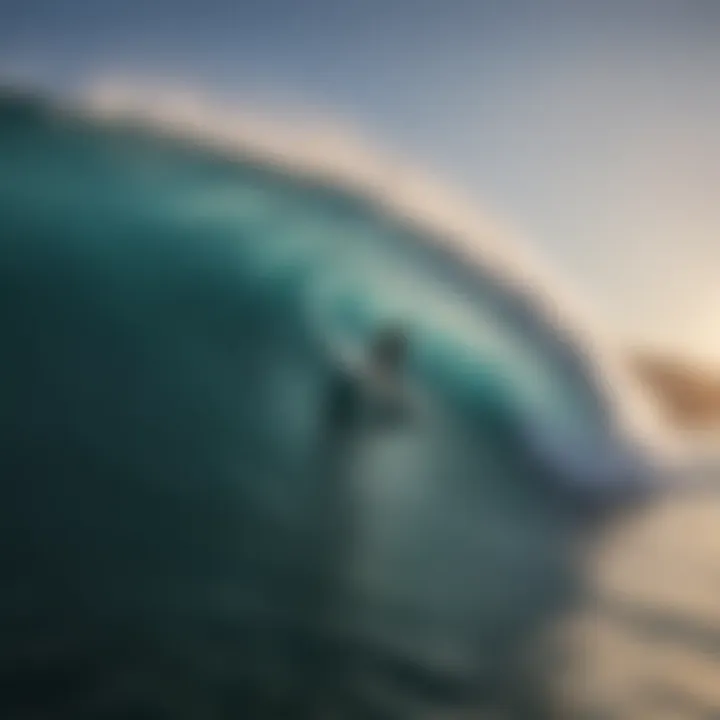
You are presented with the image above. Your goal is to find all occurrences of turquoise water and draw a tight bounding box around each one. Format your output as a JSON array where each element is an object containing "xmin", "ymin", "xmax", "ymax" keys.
[{"xmin": 0, "ymin": 91, "xmax": 637, "ymax": 717}]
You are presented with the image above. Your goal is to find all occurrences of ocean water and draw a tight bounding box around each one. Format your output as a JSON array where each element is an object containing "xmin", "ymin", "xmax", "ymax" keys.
[{"xmin": 0, "ymin": 89, "xmax": 676, "ymax": 718}]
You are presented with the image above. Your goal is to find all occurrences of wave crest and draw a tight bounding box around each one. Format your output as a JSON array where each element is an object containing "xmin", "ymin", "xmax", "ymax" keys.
[{"xmin": 5, "ymin": 77, "xmax": 686, "ymax": 483}]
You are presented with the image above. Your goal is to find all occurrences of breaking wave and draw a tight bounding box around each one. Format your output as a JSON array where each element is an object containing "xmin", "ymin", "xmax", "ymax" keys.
[{"xmin": 0, "ymin": 81, "xmax": 702, "ymax": 718}]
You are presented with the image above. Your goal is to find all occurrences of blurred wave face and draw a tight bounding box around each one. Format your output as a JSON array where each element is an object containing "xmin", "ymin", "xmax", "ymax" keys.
[{"xmin": 0, "ymin": 87, "xmax": 661, "ymax": 718}]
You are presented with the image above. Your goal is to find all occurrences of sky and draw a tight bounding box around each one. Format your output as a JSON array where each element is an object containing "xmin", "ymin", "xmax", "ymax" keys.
[{"xmin": 1, "ymin": 0, "xmax": 719, "ymax": 362}]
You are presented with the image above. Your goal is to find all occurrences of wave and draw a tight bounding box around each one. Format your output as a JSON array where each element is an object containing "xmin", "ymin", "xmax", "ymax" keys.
[
  {"xmin": 79, "ymin": 81, "xmax": 682, "ymax": 477},
  {"xmin": 1, "ymin": 78, "xmax": 697, "ymax": 491},
  {"xmin": 0, "ymin": 77, "xmax": 713, "ymax": 719}
]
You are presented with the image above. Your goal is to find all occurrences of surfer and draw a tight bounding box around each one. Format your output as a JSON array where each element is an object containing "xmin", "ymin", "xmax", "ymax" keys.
[
  {"xmin": 314, "ymin": 322, "xmax": 416, "ymax": 599},
  {"xmin": 297, "ymin": 323, "xmax": 417, "ymax": 715},
  {"xmin": 324, "ymin": 322, "xmax": 414, "ymax": 442}
]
